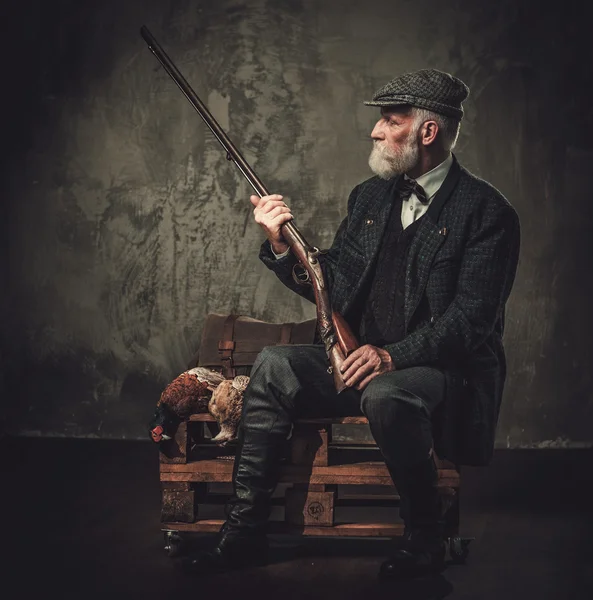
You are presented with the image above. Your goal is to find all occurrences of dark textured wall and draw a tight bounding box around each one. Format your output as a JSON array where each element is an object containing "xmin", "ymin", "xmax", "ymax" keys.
[{"xmin": 2, "ymin": 0, "xmax": 591, "ymax": 445}]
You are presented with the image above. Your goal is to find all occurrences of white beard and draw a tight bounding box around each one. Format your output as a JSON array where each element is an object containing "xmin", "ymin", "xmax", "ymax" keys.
[{"xmin": 368, "ymin": 131, "xmax": 420, "ymax": 180}]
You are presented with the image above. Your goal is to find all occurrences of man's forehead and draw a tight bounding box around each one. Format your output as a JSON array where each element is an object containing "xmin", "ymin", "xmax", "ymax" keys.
[{"xmin": 380, "ymin": 105, "xmax": 413, "ymax": 118}]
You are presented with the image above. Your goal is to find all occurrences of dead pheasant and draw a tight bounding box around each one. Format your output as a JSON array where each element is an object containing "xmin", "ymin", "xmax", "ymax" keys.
[
  {"xmin": 149, "ymin": 367, "xmax": 225, "ymax": 443},
  {"xmin": 208, "ymin": 375, "xmax": 249, "ymax": 446}
]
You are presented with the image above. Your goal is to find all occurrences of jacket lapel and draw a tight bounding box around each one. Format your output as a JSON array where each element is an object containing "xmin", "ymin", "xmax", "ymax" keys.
[
  {"xmin": 338, "ymin": 177, "xmax": 396, "ymax": 316},
  {"xmin": 358, "ymin": 176, "xmax": 399, "ymax": 260},
  {"xmin": 404, "ymin": 156, "xmax": 462, "ymax": 328}
]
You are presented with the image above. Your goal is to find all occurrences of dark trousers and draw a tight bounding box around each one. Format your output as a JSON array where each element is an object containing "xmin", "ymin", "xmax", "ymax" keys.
[{"xmin": 239, "ymin": 344, "xmax": 446, "ymax": 529}]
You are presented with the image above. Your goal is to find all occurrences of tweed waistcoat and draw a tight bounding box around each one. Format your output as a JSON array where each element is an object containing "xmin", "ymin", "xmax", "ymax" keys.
[{"xmin": 360, "ymin": 193, "xmax": 424, "ymax": 346}]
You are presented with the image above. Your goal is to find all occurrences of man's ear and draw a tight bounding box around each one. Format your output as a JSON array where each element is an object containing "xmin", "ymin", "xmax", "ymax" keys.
[{"xmin": 421, "ymin": 121, "xmax": 439, "ymax": 146}]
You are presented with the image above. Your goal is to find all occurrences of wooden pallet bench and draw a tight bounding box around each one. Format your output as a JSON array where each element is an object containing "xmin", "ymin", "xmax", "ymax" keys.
[{"xmin": 159, "ymin": 414, "xmax": 462, "ymax": 546}]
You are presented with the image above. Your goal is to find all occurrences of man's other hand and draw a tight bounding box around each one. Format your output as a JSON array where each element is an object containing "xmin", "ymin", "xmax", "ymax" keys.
[{"xmin": 340, "ymin": 344, "xmax": 394, "ymax": 391}]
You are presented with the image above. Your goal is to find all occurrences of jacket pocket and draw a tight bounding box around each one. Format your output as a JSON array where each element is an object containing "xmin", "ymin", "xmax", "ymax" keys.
[{"xmin": 338, "ymin": 230, "xmax": 367, "ymax": 273}]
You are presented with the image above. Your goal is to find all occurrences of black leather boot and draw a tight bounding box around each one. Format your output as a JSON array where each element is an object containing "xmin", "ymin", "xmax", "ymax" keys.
[
  {"xmin": 180, "ymin": 429, "xmax": 285, "ymax": 575},
  {"xmin": 379, "ymin": 526, "xmax": 446, "ymax": 579},
  {"xmin": 380, "ymin": 455, "xmax": 446, "ymax": 579}
]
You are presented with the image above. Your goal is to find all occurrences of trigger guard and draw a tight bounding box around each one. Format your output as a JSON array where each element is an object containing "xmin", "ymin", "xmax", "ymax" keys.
[{"xmin": 292, "ymin": 264, "xmax": 311, "ymax": 286}]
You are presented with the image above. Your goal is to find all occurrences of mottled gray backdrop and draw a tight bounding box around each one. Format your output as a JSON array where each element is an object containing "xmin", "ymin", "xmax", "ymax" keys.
[{"xmin": 2, "ymin": 0, "xmax": 591, "ymax": 445}]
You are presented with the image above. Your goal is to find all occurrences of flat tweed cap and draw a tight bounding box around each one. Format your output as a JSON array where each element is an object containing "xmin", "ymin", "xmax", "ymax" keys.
[{"xmin": 364, "ymin": 68, "xmax": 470, "ymax": 119}]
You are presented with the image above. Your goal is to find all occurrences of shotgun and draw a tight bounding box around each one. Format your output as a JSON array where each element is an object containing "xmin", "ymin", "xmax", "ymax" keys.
[{"xmin": 140, "ymin": 26, "xmax": 358, "ymax": 392}]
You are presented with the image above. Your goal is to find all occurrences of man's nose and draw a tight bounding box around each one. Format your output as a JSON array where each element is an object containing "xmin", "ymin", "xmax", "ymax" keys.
[{"xmin": 371, "ymin": 119, "xmax": 385, "ymax": 140}]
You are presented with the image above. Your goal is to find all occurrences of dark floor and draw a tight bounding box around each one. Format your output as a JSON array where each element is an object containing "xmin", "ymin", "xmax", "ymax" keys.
[{"xmin": 3, "ymin": 437, "xmax": 592, "ymax": 600}]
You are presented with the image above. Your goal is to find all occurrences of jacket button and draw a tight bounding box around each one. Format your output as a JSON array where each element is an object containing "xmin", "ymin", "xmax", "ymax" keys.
[
  {"xmin": 430, "ymin": 317, "xmax": 435, "ymax": 324},
  {"xmin": 366, "ymin": 219, "xmax": 373, "ymax": 225}
]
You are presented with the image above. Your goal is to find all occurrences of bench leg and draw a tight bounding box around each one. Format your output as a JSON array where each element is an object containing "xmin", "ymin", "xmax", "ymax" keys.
[{"xmin": 161, "ymin": 482, "xmax": 206, "ymax": 523}]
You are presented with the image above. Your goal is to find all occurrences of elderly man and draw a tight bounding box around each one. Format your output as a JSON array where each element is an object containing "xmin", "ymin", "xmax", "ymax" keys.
[{"xmin": 183, "ymin": 69, "xmax": 521, "ymax": 578}]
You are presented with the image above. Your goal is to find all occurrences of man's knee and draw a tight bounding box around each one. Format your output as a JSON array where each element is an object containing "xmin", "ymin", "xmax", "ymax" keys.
[
  {"xmin": 360, "ymin": 377, "xmax": 424, "ymax": 426},
  {"xmin": 360, "ymin": 379, "xmax": 433, "ymax": 466},
  {"xmin": 361, "ymin": 374, "xmax": 397, "ymax": 413}
]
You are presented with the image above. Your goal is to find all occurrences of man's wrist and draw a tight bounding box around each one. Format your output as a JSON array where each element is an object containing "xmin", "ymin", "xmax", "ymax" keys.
[
  {"xmin": 271, "ymin": 242, "xmax": 290, "ymax": 258},
  {"xmin": 378, "ymin": 347, "xmax": 395, "ymax": 371}
]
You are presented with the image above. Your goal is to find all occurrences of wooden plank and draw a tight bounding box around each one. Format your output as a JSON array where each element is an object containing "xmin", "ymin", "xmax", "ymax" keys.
[
  {"xmin": 161, "ymin": 519, "xmax": 405, "ymax": 537},
  {"xmin": 162, "ymin": 472, "xmax": 234, "ymax": 484},
  {"xmin": 189, "ymin": 414, "xmax": 216, "ymax": 422},
  {"xmin": 160, "ymin": 460, "xmax": 459, "ymax": 482},
  {"xmin": 289, "ymin": 522, "xmax": 405, "ymax": 537},
  {"xmin": 160, "ymin": 471, "xmax": 459, "ymax": 488},
  {"xmin": 162, "ymin": 460, "xmax": 233, "ymax": 474},
  {"xmin": 161, "ymin": 490, "xmax": 195, "ymax": 523}
]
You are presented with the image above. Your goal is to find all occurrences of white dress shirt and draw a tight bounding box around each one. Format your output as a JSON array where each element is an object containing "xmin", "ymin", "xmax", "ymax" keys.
[
  {"xmin": 400, "ymin": 153, "xmax": 453, "ymax": 229},
  {"xmin": 271, "ymin": 153, "xmax": 453, "ymax": 258}
]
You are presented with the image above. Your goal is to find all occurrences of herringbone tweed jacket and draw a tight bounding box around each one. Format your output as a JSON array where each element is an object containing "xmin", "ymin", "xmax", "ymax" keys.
[{"xmin": 259, "ymin": 156, "xmax": 521, "ymax": 466}]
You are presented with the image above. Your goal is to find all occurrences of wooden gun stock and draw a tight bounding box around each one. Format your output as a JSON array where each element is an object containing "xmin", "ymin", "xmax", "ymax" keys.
[
  {"xmin": 333, "ymin": 311, "xmax": 359, "ymax": 357},
  {"xmin": 328, "ymin": 311, "xmax": 359, "ymax": 393}
]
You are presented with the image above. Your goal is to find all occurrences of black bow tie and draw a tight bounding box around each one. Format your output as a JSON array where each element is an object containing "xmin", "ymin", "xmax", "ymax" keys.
[{"xmin": 396, "ymin": 177, "xmax": 428, "ymax": 204}]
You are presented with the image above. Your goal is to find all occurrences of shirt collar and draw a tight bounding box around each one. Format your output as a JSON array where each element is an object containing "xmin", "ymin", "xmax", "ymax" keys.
[{"xmin": 405, "ymin": 153, "xmax": 453, "ymax": 200}]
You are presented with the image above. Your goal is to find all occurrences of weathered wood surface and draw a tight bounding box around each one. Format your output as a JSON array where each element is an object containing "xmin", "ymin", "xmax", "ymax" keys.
[
  {"xmin": 285, "ymin": 488, "xmax": 336, "ymax": 527},
  {"xmin": 161, "ymin": 519, "xmax": 407, "ymax": 537},
  {"xmin": 189, "ymin": 414, "xmax": 217, "ymax": 422},
  {"xmin": 161, "ymin": 489, "xmax": 195, "ymax": 523},
  {"xmin": 160, "ymin": 460, "xmax": 459, "ymax": 487},
  {"xmin": 161, "ymin": 459, "xmax": 459, "ymax": 479},
  {"xmin": 162, "ymin": 473, "xmax": 460, "ymax": 486}
]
